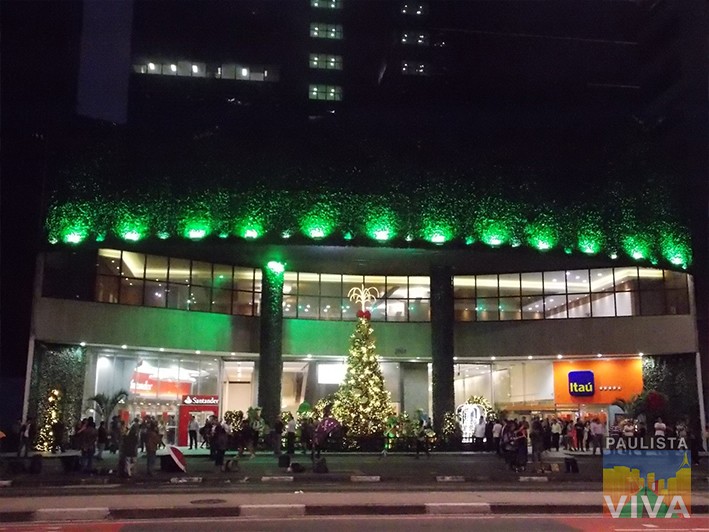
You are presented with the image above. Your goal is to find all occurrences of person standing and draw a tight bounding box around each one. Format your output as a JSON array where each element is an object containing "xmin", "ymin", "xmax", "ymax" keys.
[
  {"xmin": 285, "ymin": 414, "xmax": 296, "ymax": 455},
  {"xmin": 79, "ymin": 419, "xmax": 98, "ymax": 473},
  {"xmin": 654, "ymin": 417, "xmax": 667, "ymax": 437},
  {"xmin": 492, "ymin": 418, "xmax": 503, "ymax": 455},
  {"xmin": 415, "ymin": 417, "xmax": 430, "ymax": 458},
  {"xmin": 590, "ymin": 418, "xmax": 605, "ymax": 455},
  {"xmin": 18, "ymin": 417, "xmax": 36, "ymax": 457},
  {"xmin": 144, "ymin": 422, "xmax": 162, "ymax": 476},
  {"xmin": 550, "ymin": 418, "xmax": 562, "ymax": 452},
  {"xmin": 574, "ymin": 418, "xmax": 585, "ymax": 452},
  {"xmin": 188, "ymin": 416, "xmax": 199, "ymax": 450},
  {"xmin": 96, "ymin": 421, "xmax": 108, "ymax": 461},
  {"xmin": 530, "ymin": 419, "xmax": 544, "ymax": 473},
  {"xmin": 473, "ymin": 416, "xmax": 486, "ymax": 452},
  {"xmin": 121, "ymin": 418, "xmax": 140, "ymax": 477}
]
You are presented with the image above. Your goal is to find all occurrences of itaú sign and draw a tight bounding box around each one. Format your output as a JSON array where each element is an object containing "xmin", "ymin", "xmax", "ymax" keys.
[
  {"xmin": 568, "ymin": 370, "xmax": 595, "ymax": 396},
  {"xmin": 182, "ymin": 395, "xmax": 219, "ymax": 405}
]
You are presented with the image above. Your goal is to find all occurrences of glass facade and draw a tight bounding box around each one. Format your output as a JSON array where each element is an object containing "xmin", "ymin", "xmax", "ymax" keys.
[
  {"xmin": 309, "ymin": 23, "xmax": 343, "ymax": 40},
  {"xmin": 309, "ymin": 54, "xmax": 343, "ymax": 70},
  {"xmin": 43, "ymin": 249, "xmax": 690, "ymax": 323},
  {"xmin": 309, "ymin": 84, "xmax": 343, "ymax": 101},
  {"xmin": 453, "ymin": 267, "xmax": 690, "ymax": 321}
]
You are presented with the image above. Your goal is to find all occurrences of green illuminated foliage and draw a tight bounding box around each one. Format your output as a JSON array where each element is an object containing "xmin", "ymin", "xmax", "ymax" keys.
[
  {"xmin": 300, "ymin": 198, "xmax": 339, "ymax": 239},
  {"xmin": 44, "ymin": 176, "xmax": 692, "ymax": 268}
]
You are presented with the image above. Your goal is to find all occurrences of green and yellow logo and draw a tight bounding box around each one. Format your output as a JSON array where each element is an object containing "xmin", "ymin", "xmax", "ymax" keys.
[{"xmin": 603, "ymin": 446, "xmax": 691, "ymax": 518}]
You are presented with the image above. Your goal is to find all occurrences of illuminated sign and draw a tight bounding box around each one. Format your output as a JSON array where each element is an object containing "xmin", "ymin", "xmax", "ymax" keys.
[
  {"xmin": 182, "ymin": 395, "xmax": 219, "ymax": 405},
  {"xmin": 568, "ymin": 370, "xmax": 595, "ymax": 396}
]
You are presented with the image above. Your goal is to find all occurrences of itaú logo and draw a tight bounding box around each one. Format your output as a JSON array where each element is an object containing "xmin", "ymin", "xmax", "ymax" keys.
[{"xmin": 568, "ymin": 370, "xmax": 595, "ymax": 396}]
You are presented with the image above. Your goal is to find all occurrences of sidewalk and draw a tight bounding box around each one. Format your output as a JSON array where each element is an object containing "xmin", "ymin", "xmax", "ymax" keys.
[
  {"xmin": 1, "ymin": 448, "xmax": 705, "ymax": 489},
  {"xmin": 1, "ymin": 489, "xmax": 708, "ymax": 522}
]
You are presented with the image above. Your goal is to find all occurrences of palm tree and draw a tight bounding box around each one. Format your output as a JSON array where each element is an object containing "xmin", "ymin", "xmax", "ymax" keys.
[{"xmin": 88, "ymin": 389, "xmax": 129, "ymax": 422}]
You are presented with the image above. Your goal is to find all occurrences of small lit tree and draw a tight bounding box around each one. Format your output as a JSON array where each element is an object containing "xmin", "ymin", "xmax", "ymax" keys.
[
  {"xmin": 37, "ymin": 388, "xmax": 62, "ymax": 451},
  {"xmin": 331, "ymin": 285, "xmax": 394, "ymax": 437}
]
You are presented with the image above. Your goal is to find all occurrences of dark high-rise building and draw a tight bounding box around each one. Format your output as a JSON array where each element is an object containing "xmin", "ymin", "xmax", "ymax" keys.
[{"xmin": 4, "ymin": 1, "xmax": 707, "ymax": 444}]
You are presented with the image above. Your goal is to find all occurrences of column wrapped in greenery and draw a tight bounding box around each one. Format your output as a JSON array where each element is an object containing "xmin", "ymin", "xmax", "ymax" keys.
[
  {"xmin": 29, "ymin": 344, "xmax": 86, "ymax": 451},
  {"xmin": 258, "ymin": 261, "xmax": 284, "ymax": 426},
  {"xmin": 430, "ymin": 267, "xmax": 455, "ymax": 433}
]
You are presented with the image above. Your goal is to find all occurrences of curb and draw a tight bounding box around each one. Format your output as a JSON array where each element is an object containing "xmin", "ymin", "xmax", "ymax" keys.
[{"xmin": 11, "ymin": 504, "xmax": 709, "ymax": 522}]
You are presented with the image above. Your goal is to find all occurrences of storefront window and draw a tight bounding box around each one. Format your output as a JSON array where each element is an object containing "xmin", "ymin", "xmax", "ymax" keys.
[
  {"xmin": 169, "ymin": 258, "xmax": 190, "ymax": 285},
  {"xmin": 120, "ymin": 277, "xmax": 144, "ymax": 306}
]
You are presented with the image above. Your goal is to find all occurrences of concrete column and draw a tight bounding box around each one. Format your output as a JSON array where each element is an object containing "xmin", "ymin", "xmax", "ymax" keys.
[
  {"xmin": 430, "ymin": 266, "xmax": 455, "ymax": 432},
  {"xmin": 258, "ymin": 262, "xmax": 284, "ymax": 426}
]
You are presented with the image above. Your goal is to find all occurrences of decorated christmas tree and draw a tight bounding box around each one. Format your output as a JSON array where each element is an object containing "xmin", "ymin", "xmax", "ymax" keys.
[{"xmin": 331, "ymin": 285, "xmax": 394, "ymax": 436}]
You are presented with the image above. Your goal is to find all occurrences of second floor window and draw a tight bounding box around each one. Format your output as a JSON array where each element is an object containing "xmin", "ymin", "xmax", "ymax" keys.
[
  {"xmin": 310, "ymin": 23, "xmax": 343, "ymax": 40},
  {"xmin": 309, "ymin": 84, "xmax": 343, "ymax": 101},
  {"xmin": 311, "ymin": 0, "xmax": 342, "ymax": 8},
  {"xmin": 309, "ymin": 53, "xmax": 343, "ymax": 70}
]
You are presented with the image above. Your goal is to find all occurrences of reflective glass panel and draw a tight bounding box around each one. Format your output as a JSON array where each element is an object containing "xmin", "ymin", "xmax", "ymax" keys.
[
  {"xmin": 455, "ymin": 299, "xmax": 475, "ymax": 321},
  {"xmin": 666, "ymin": 289, "xmax": 689, "ymax": 315},
  {"xmin": 499, "ymin": 297, "xmax": 521, "ymax": 320},
  {"xmin": 197, "ymin": 359, "xmax": 220, "ymax": 396},
  {"xmin": 212, "ymin": 264, "xmax": 233, "ymax": 290},
  {"xmin": 387, "ymin": 276, "xmax": 408, "ymax": 299},
  {"xmin": 283, "ymin": 272, "xmax": 298, "ymax": 297},
  {"xmin": 567, "ymin": 270, "xmax": 590, "ymax": 293},
  {"xmin": 98, "ymin": 249, "xmax": 122, "ymax": 276},
  {"xmin": 212, "ymin": 288, "xmax": 231, "ymax": 314},
  {"xmin": 545, "ymin": 295, "xmax": 566, "ymax": 318},
  {"xmin": 298, "ymin": 295, "xmax": 319, "ymax": 319},
  {"xmin": 543, "ymin": 271, "xmax": 566, "ymax": 294},
  {"xmin": 567, "ymin": 293, "xmax": 590, "ymax": 318},
  {"xmin": 96, "ymin": 275, "xmax": 119, "ymax": 303},
  {"xmin": 189, "ymin": 286, "xmax": 210, "ymax": 312},
  {"xmin": 320, "ymin": 297, "xmax": 341, "ymax": 320},
  {"xmin": 169, "ymin": 258, "xmax": 191, "ymax": 285},
  {"xmin": 498, "ymin": 273, "xmax": 520, "ymax": 297},
  {"xmin": 120, "ymin": 278, "xmax": 144, "ymax": 306},
  {"xmin": 615, "ymin": 291, "xmax": 636, "ymax": 316},
  {"xmin": 341, "ymin": 298, "xmax": 357, "ymax": 320},
  {"xmin": 342, "ymin": 275, "xmax": 364, "ymax": 297},
  {"xmin": 191, "ymin": 261, "xmax": 212, "ymax": 287},
  {"xmin": 476, "ymin": 298, "xmax": 499, "ymax": 321},
  {"xmin": 320, "ymin": 274, "xmax": 342, "ymax": 297},
  {"xmin": 364, "ymin": 275, "xmax": 386, "ymax": 302},
  {"xmin": 145, "ymin": 254, "xmax": 168, "ymax": 282},
  {"xmin": 590, "ymin": 268, "xmax": 614, "ymax": 292},
  {"xmin": 614, "ymin": 267, "xmax": 638, "ymax": 292},
  {"xmin": 520, "ymin": 272, "xmax": 543, "ymax": 295},
  {"xmin": 521, "ymin": 296, "xmax": 543, "ymax": 319},
  {"xmin": 121, "ymin": 252, "xmax": 146, "ymax": 279},
  {"xmin": 282, "ymin": 295, "xmax": 297, "ymax": 318},
  {"xmin": 453, "ymin": 276, "xmax": 475, "ymax": 298},
  {"xmin": 664, "ymin": 270, "xmax": 687, "ymax": 291},
  {"xmin": 638, "ymin": 268, "xmax": 664, "ymax": 290},
  {"xmin": 254, "ymin": 270, "xmax": 262, "ymax": 292},
  {"xmin": 167, "ymin": 284, "xmax": 189, "ymax": 310},
  {"xmin": 409, "ymin": 299, "xmax": 430, "ymax": 321},
  {"xmin": 235, "ymin": 268, "xmax": 255, "ymax": 292},
  {"xmin": 145, "ymin": 280, "xmax": 168, "ymax": 308},
  {"xmin": 369, "ymin": 298, "xmax": 385, "ymax": 321},
  {"xmin": 591, "ymin": 292, "xmax": 615, "ymax": 317},
  {"xmin": 233, "ymin": 291, "xmax": 254, "ymax": 316},
  {"xmin": 408, "ymin": 276, "xmax": 430, "ymax": 299},
  {"xmin": 640, "ymin": 291, "xmax": 665, "ymax": 316},
  {"xmin": 476, "ymin": 275, "xmax": 498, "ymax": 298},
  {"xmin": 386, "ymin": 299, "xmax": 408, "ymax": 321},
  {"xmin": 298, "ymin": 272, "xmax": 320, "ymax": 296}
]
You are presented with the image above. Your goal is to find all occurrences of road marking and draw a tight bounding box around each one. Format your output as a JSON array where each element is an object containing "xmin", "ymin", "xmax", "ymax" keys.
[
  {"xmin": 425, "ymin": 503, "xmax": 491, "ymax": 515},
  {"xmin": 436, "ymin": 475, "xmax": 465, "ymax": 482},
  {"xmin": 240, "ymin": 504, "xmax": 305, "ymax": 517},
  {"xmin": 261, "ymin": 476, "xmax": 294, "ymax": 482},
  {"xmin": 350, "ymin": 475, "xmax": 380, "ymax": 482},
  {"xmin": 519, "ymin": 476, "xmax": 549, "ymax": 482},
  {"xmin": 34, "ymin": 507, "xmax": 110, "ymax": 522}
]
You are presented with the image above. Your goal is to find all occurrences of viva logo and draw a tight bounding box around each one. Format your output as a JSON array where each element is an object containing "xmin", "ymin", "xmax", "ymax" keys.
[{"xmin": 603, "ymin": 493, "xmax": 689, "ymax": 518}]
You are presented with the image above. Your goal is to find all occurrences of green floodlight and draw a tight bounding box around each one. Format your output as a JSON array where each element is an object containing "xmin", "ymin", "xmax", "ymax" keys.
[
  {"xmin": 122, "ymin": 230, "xmax": 142, "ymax": 242},
  {"xmin": 373, "ymin": 229, "xmax": 390, "ymax": 241},
  {"xmin": 266, "ymin": 260, "xmax": 285, "ymax": 274},
  {"xmin": 188, "ymin": 228, "xmax": 207, "ymax": 240},
  {"xmin": 244, "ymin": 228, "xmax": 259, "ymax": 239},
  {"xmin": 64, "ymin": 231, "xmax": 85, "ymax": 244},
  {"xmin": 157, "ymin": 231, "xmax": 170, "ymax": 240}
]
